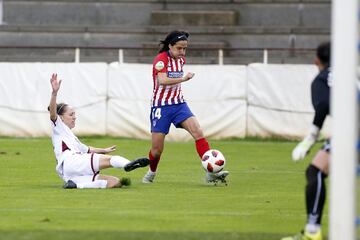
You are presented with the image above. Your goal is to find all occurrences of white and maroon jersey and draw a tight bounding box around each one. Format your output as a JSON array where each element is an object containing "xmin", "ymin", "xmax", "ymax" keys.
[
  {"xmin": 151, "ymin": 51, "xmax": 186, "ymax": 107},
  {"xmin": 51, "ymin": 117, "xmax": 89, "ymax": 176}
]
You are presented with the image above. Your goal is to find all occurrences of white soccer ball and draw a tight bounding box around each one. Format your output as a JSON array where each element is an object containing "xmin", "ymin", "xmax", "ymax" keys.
[{"xmin": 201, "ymin": 149, "xmax": 226, "ymax": 173}]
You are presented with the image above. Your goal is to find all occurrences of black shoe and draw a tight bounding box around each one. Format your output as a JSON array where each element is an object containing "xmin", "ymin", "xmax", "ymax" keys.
[
  {"xmin": 63, "ymin": 180, "xmax": 77, "ymax": 189},
  {"xmin": 124, "ymin": 157, "xmax": 150, "ymax": 172}
]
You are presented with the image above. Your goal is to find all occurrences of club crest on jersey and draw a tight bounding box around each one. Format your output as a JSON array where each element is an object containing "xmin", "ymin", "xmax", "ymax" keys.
[
  {"xmin": 155, "ymin": 61, "xmax": 165, "ymax": 71},
  {"xmin": 168, "ymin": 71, "xmax": 183, "ymax": 78}
]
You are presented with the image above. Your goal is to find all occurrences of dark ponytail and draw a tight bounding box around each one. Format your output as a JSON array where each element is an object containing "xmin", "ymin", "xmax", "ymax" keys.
[
  {"xmin": 159, "ymin": 30, "xmax": 190, "ymax": 53},
  {"xmin": 47, "ymin": 103, "xmax": 68, "ymax": 115}
]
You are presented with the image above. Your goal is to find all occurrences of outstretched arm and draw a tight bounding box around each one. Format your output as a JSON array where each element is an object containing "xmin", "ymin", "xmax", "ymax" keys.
[
  {"xmin": 49, "ymin": 73, "xmax": 62, "ymax": 122},
  {"xmin": 157, "ymin": 72, "xmax": 195, "ymax": 85},
  {"xmin": 292, "ymin": 86, "xmax": 330, "ymax": 161},
  {"xmin": 89, "ymin": 145, "xmax": 117, "ymax": 154}
]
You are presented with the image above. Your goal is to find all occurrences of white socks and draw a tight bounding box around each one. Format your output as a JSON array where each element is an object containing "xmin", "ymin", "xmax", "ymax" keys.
[
  {"xmin": 110, "ymin": 156, "xmax": 130, "ymax": 168},
  {"xmin": 77, "ymin": 180, "xmax": 107, "ymax": 189}
]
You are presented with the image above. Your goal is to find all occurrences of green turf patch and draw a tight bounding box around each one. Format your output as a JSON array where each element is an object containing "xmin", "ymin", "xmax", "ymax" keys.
[
  {"xmin": 0, "ymin": 138, "xmax": 328, "ymax": 240},
  {"xmin": 0, "ymin": 230, "xmax": 290, "ymax": 240}
]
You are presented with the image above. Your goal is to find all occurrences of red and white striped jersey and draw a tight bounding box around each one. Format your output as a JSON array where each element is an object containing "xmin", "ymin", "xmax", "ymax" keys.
[{"xmin": 151, "ymin": 51, "xmax": 186, "ymax": 107}]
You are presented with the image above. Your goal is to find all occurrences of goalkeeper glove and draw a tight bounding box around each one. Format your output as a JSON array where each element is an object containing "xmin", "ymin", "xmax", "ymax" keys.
[{"xmin": 292, "ymin": 125, "xmax": 320, "ymax": 161}]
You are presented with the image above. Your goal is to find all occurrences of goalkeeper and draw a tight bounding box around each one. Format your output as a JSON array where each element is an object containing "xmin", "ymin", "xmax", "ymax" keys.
[
  {"xmin": 292, "ymin": 42, "xmax": 331, "ymax": 161},
  {"xmin": 283, "ymin": 42, "xmax": 330, "ymax": 240}
]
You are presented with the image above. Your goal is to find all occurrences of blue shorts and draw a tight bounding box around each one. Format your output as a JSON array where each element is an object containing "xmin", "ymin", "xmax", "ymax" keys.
[{"xmin": 150, "ymin": 103, "xmax": 194, "ymax": 134}]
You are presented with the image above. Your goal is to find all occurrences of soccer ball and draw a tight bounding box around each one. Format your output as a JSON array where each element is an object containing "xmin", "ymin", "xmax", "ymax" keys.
[{"xmin": 201, "ymin": 149, "xmax": 226, "ymax": 173}]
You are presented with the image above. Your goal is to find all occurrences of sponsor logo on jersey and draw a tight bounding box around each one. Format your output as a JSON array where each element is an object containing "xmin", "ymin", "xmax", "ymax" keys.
[
  {"xmin": 155, "ymin": 61, "xmax": 165, "ymax": 71},
  {"xmin": 168, "ymin": 71, "xmax": 183, "ymax": 78}
]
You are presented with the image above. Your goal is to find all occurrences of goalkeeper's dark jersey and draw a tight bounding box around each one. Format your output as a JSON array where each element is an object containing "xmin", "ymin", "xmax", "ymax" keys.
[{"xmin": 311, "ymin": 67, "xmax": 331, "ymax": 129}]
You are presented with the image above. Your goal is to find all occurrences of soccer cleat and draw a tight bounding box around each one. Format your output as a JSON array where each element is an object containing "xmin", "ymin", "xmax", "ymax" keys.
[
  {"xmin": 206, "ymin": 171, "xmax": 229, "ymax": 186},
  {"xmin": 124, "ymin": 157, "xmax": 150, "ymax": 172},
  {"xmin": 303, "ymin": 230, "xmax": 322, "ymax": 240},
  {"xmin": 142, "ymin": 170, "xmax": 156, "ymax": 183},
  {"xmin": 281, "ymin": 230, "xmax": 322, "ymax": 240},
  {"xmin": 63, "ymin": 180, "xmax": 77, "ymax": 189}
]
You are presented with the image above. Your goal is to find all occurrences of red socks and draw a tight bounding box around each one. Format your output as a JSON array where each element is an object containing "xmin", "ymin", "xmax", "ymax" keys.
[
  {"xmin": 149, "ymin": 138, "xmax": 209, "ymax": 171},
  {"xmin": 195, "ymin": 138, "xmax": 210, "ymax": 158},
  {"xmin": 149, "ymin": 150, "xmax": 160, "ymax": 172}
]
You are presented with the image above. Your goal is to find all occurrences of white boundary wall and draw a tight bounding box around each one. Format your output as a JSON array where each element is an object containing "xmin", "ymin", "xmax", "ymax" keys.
[
  {"xmin": 247, "ymin": 63, "xmax": 331, "ymax": 138},
  {"xmin": 0, "ymin": 62, "xmax": 330, "ymax": 140}
]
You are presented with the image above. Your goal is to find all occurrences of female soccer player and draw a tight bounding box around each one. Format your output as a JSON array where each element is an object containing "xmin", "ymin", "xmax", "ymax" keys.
[
  {"xmin": 142, "ymin": 30, "xmax": 229, "ymax": 184},
  {"xmin": 282, "ymin": 42, "xmax": 331, "ymax": 240},
  {"xmin": 49, "ymin": 73, "xmax": 149, "ymax": 189}
]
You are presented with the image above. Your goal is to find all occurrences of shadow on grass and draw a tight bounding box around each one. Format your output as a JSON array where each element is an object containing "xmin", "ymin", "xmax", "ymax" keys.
[{"xmin": 0, "ymin": 230, "xmax": 289, "ymax": 240}]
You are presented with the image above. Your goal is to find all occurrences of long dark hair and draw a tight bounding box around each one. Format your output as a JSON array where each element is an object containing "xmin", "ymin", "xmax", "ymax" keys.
[
  {"xmin": 316, "ymin": 41, "xmax": 331, "ymax": 67},
  {"xmin": 158, "ymin": 30, "xmax": 190, "ymax": 53},
  {"xmin": 47, "ymin": 103, "xmax": 68, "ymax": 115}
]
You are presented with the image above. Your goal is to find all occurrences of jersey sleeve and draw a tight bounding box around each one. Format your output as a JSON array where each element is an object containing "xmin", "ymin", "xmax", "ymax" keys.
[
  {"xmin": 77, "ymin": 139, "xmax": 90, "ymax": 154},
  {"xmin": 311, "ymin": 71, "xmax": 330, "ymax": 129},
  {"xmin": 153, "ymin": 54, "xmax": 168, "ymax": 75},
  {"xmin": 51, "ymin": 117, "xmax": 61, "ymax": 132}
]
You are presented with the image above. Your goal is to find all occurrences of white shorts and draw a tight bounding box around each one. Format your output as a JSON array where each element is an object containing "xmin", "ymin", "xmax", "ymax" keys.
[
  {"xmin": 62, "ymin": 152, "xmax": 100, "ymax": 182},
  {"xmin": 69, "ymin": 175, "xmax": 101, "ymax": 185}
]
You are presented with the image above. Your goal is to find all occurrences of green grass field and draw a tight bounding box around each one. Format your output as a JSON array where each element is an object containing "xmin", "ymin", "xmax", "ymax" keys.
[{"xmin": 0, "ymin": 137, "xmax": 329, "ymax": 240}]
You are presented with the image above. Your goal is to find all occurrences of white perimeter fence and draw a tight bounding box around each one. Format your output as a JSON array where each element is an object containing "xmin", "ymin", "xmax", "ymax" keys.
[{"xmin": 0, "ymin": 62, "xmax": 331, "ymax": 141}]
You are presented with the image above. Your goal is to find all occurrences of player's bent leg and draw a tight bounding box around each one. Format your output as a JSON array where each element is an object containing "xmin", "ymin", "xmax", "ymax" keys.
[
  {"xmin": 99, "ymin": 155, "xmax": 131, "ymax": 170},
  {"xmin": 150, "ymin": 132, "xmax": 165, "ymax": 159},
  {"xmin": 97, "ymin": 175, "xmax": 122, "ymax": 188},
  {"xmin": 95, "ymin": 175, "xmax": 131, "ymax": 188},
  {"xmin": 281, "ymin": 153, "xmax": 328, "ymax": 240},
  {"xmin": 181, "ymin": 116, "xmax": 204, "ymax": 140},
  {"xmin": 76, "ymin": 180, "xmax": 108, "ymax": 189},
  {"xmin": 68, "ymin": 175, "xmax": 108, "ymax": 189},
  {"xmin": 305, "ymin": 164, "xmax": 326, "ymax": 236},
  {"xmin": 142, "ymin": 133, "xmax": 165, "ymax": 183},
  {"xmin": 303, "ymin": 149, "xmax": 328, "ymax": 237},
  {"xmin": 181, "ymin": 117, "xmax": 230, "ymax": 185},
  {"xmin": 181, "ymin": 117, "xmax": 212, "ymax": 159}
]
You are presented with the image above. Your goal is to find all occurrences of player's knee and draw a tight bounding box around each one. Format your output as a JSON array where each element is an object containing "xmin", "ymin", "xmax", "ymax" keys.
[{"xmin": 306, "ymin": 164, "xmax": 326, "ymax": 185}]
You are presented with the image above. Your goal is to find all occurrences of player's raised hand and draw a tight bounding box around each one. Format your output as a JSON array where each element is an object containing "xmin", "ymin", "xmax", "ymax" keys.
[{"xmin": 50, "ymin": 73, "xmax": 62, "ymax": 93}]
